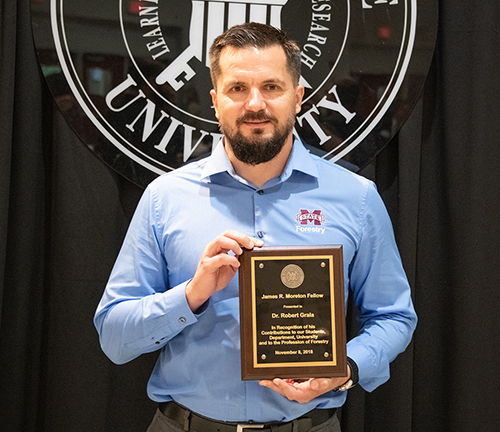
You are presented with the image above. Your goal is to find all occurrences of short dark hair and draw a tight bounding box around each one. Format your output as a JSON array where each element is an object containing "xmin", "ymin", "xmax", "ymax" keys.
[{"xmin": 209, "ymin": 22, "xmax": 301, "ymax": 88}]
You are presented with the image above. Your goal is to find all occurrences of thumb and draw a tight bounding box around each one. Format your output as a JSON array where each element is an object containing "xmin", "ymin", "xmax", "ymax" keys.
[
  {"xmin": 310, "ymin": 378, "xmax": 334, "ymax": 392},
  {"xmin": 310, "ymin": 379, "xmax": 320, "ymax": 391}
]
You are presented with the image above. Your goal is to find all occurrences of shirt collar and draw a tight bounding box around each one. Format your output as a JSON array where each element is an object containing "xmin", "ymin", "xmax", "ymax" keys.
[
  {"xmin": 282, "ymin": 135, "xmax": 319, "ymax": 181},
  {"xmin": 200, "ymin": 139, "xmax": 235, "ymax": 182},
  {"xmin": 200, "ymin": 135, "xmax": 319, "ymax": 185}
]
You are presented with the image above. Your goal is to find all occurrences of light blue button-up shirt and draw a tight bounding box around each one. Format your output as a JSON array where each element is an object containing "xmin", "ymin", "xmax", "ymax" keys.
[{"xmin": 94, "ymin": 137, "xmax": 417, "ymax": 423}]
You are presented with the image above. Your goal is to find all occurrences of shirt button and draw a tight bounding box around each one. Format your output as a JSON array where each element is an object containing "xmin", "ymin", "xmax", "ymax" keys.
[
  {"xmin": 257, "ymin": 231, "xmax": 264, "ymax": 238},
  {"xmin": 257, "ymin": 190, "xmax": 264, "ymax": 195},
  {"xmin": 178, "ymin": 317, "xmax": 186, "ymax": 324}
]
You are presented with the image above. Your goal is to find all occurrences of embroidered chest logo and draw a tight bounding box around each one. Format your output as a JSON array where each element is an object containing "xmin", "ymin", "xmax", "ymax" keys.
[{"xmin": 296, "ymin": 209, "xmax": 326, "ymax": 226}]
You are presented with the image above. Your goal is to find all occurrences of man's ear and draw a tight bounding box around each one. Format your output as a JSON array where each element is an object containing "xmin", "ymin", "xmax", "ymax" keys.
[
  {"xmin": 210, "ymin": 89, "xmax": 219, "ymax": 119},
  {"xmin": 295, "ymin": 84, "xmax": 305, "ymax": 114}
]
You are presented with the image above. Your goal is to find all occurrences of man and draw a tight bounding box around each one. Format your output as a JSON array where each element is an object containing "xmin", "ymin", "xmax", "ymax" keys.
[{"xmin": 94, "ymin": 23, "xmax": 417, "ymax": 432}]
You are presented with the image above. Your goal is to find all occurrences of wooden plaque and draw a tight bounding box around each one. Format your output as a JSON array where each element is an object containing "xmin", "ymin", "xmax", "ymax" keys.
[{"xmin": 238, "ymin": 245, "xmax": 346, "ymax": 381}]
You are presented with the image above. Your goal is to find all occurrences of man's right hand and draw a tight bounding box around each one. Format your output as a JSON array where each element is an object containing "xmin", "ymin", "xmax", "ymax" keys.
[{"xmin": 185, "ymin": 230, "xmax": 264, "ymax": 312}]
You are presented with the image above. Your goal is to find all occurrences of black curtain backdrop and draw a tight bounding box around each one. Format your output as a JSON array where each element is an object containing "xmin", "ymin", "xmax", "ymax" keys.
[{"xmin": 1, "ymin": 1, "xmax": 499, "ymax": 431}]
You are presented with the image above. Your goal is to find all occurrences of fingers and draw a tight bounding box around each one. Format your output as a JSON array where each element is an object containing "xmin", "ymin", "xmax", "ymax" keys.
[
  {"xmin": 259, "ymin": 377, "xmax": 341, "ymax": 404},
  {"xmin": 220, "ymin": 230, "xmax": 264, "ymax": 251},
  {"xmin": 260, "ymin": 378, "xmax": 308, "ymax": 403},
  {"xmin": 186, "ymin": 231, "xmax": 264, "ymax": 312},
  {"xmin": 204, "ymin": 230, "xmax": 263, "ymax": 257},
  {"xmin": 309, "ymin": 378, "xmax": 335, "ymax": 392},
  {"xmin": 198, "ymin": 252, "xmax": 241, "ymax": 272}
]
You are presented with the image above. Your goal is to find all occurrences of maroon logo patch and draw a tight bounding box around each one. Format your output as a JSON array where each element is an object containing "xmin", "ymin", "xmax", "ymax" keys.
[{"xmin": 296, "ymin": 209, "xmax": 326, "ymax": 226}]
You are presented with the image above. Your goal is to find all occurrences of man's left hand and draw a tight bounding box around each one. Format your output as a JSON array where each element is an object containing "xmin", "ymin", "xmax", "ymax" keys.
[{"xmin": 259, "ymin": 375, "xmax": 350, "ymax": 404}]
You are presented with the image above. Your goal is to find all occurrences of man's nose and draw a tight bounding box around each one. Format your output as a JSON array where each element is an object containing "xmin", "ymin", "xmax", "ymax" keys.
[{"xmin": 245, "ymin": 88, "xmax": 266, "ymax": 112}]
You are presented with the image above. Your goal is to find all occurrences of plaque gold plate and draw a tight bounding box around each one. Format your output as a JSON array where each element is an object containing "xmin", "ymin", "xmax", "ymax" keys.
[{"xmin": 238, "ymin": 245, "xmax": 346, "ymax": 381}]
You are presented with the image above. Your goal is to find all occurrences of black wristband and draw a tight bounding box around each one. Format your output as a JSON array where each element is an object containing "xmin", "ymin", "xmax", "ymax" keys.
[
  {"xmin": 333, "ymin": 357, "xmax": 359, "ymax": 392},
  {"xmin": 347, "ymin": 357, "xmax": 359, "ymax": 386}
]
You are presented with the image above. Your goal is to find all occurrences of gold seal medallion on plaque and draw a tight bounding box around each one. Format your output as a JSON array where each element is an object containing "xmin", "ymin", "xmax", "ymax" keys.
[{"xmin": 280, "ymin": 264, "xmax": 305, "ymax": 289}]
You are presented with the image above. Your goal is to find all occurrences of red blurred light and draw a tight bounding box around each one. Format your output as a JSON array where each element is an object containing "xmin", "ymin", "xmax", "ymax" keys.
[
  {"xmin": 378, "ymin": 25, "xmax": 392, "ymax": 40},
  {"xmin": 129, "ymin": 1, "xmax": 142, "ymax": 15}
]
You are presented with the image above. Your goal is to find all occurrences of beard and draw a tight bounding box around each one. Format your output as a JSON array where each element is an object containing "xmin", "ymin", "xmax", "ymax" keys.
[{"xmin": 220, "ymin": 110, "xmax": 296, "ymax": 166}]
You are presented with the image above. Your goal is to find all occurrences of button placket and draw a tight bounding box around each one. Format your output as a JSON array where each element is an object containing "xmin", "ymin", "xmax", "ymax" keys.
[{"xmin": 254, "ymin": 189, "xmax": 265, "ymax": 240}]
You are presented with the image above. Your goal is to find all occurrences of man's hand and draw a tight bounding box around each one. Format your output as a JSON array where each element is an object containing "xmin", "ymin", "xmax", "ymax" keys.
[
  {"xmin": 186, "ymin": 230, "xmax": 263, "ymax": 312},
  {"xmin": 259, "ymin": 370, "xmax": 351, "ymax": 404}
]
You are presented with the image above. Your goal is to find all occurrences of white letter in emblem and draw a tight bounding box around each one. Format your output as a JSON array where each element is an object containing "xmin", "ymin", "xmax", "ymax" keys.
[
  {"xmin": 363, "ymin": 0, "xmax": 399, "ymax": 9},
  {"xmin": 155, "ymin": 0, "xmax": 288, "ymax": 90}
]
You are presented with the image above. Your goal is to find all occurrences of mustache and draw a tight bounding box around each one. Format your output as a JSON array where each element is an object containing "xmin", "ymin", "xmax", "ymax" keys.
[{"xmin": 236, "ymin": 111, "xmax": 278, "ymax": 126}]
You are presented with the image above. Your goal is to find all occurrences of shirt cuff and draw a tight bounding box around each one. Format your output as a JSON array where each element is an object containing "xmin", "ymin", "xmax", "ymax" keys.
[
  {"xmin": 128, "ymin": 281, "xmax": 201, "ymax": 351},
  {"xmin": 346, "ymin": 340, "xmax": 390, "ymax": 392},
  {"xmin": 164, "ymin": 280, "xmax": 202, "ymax": 331}
]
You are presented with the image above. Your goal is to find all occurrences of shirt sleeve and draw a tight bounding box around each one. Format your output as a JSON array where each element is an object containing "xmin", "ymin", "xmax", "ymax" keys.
[
  {"xmin": 346, "ymin": 181, "xmax": 417, "ymax": 392},
  {"xmin": 93, "ymin": 186, "xmax": 200, "ymax": 365}
]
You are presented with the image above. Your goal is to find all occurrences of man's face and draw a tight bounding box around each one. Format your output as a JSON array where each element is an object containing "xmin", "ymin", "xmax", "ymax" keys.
[{"xmin": 210, "ymin": 45, "xmax": 304, "ymax": 165}]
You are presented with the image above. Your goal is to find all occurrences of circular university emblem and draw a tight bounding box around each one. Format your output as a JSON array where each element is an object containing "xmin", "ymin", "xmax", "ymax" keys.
[
  {"xmin": 281, "ymin": 264, "xmax": 305, "ymax": 289},
  {"xmin": 32, "ymin": 0, "xmax": 437, "ymax": 187}
]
